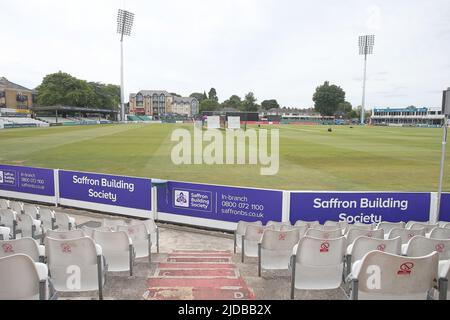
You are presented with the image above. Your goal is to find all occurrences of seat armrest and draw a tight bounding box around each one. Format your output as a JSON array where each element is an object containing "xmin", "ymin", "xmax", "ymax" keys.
[
  {"xmin": 95, "ymin": 244, "xmax": 103, "ymax": 255},
  {"xmin": 35, "ymin": 262, "xmax": 48, "ymax": 281},
  {"xmin": 292, "ymin": 244, "xmax": 298, "ymax": 255}
]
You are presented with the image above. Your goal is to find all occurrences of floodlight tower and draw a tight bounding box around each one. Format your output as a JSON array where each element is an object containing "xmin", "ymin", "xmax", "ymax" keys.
[
  {"xmin": 358, "ymin": 35, "xmax": 375, "ymax": 125},
  {"xmin": 117, "ymin": 9, "xmax": 134, "ymax": 122}
]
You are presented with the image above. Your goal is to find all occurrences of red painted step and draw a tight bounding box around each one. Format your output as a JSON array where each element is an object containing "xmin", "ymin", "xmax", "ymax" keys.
[
  {"xmin": 167, "ymin": 257, "xmax": 231, "ymax": 263},
  {"xmin": 156, "ymin": 269, "xmax": 237, "ymax": 277},
  {"xmin": 158, "ymin": 263, "xmax": 235, "ymax": 269}
]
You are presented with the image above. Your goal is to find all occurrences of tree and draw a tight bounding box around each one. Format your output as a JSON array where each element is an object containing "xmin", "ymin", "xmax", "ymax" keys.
[
  {"xmin": 36, "ymin": 71, "xmax": 95, "ymax": 108},
  {"xmin": 221, "ymin": 95, "xmax": 242, "ymax": 109},
  {"xmin": 312, "ymin": 81, "xmax": 346, "ymax": 116},
  {"xmin": 241, "ymin": 92, "xmax": 258, "ymax": 112},
  {"xmin": 336, "ymin": 101, "xmax": 353, "ymax": 118},
  {"xmin": 261, "ymin": 99, "xmax": 280, "ymax": 110},
  {"xmin": 190, "ymin": 92, "xmax": 207, "ymax": 103},
  {"xmin": 199, "ymin": 98, "xmax": 220, "ymax": 113},
  {"xmin": 208, "ymin": 88, "xmax": 218, "ymax": 102},
  {"xmin": 36, "ymin": 71, "xmax": 119, "ymax": 109}
]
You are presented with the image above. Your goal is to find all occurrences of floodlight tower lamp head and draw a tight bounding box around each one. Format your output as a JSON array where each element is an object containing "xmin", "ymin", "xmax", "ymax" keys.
[
  {"xmin": 358, "ymin": 34, "xmax": 375, "ymax": 55},
  {"xmin": 117, "ymin": 9, "xmax": 134, "ymax": 41}
]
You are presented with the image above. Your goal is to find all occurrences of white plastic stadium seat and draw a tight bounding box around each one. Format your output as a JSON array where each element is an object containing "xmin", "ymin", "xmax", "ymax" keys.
[
  {"xmin": 377, "ymin": 221, "xmax": 405, "ymax": 234},
  {"xmin": 409, "ymin": 222, "xmax": 440, "ymax": 234},
  {"xmin": 403, "ymin": 236, "xmax": 450, "ymax": 273},
  {"xmin": 46, "ymin": 237, "xmax": 106, "ymax": 299},
  {"xmin": 0, "ymin": 226, "xmax": 10, "ymax": 240},
  {"xmin": 9, "ymin": 201, "xmax": 23, "ymax": 215},
  {"xmin": 266, "ymin": 221, "xmax": 292, "ymax": 231},
  {"xmin": 0, "ymin": 199, "xmax": 9, "ymax": 210},
  {"xmin": 428, "ymin": 227, "xmax": 450, "ymax": 240},
  {"xmin": 0, "ymin": 209, "xmax": 18, "ymax": 238},
  {"xmin": 46, "ymin": 229, "xmax": 86, "ymax": 240},
  {"xmin": 405, "ymin": 220, "xmax": 429, "ymax": 229},
  {"xmin": 280, "ymin": 224, "xmax": 309, "ymax": 238},
  {"xmin": 388, "ymin": 227, "xmax": 425, "ymax": 244},
  {"xmin": 139, "ymin": 219, "xmax": 160, "ymax": 253},
  {"xmin": 439, "ymin": 222, "xmax": 450, "ymax": 229},
  {"xmin": 305, "ymin": 228, "xmax": 343, "ymax": 239},
  {"xmin": 117, "ymin": 223, "xmax": 152, "ymax": 264},
  {"xmin": 258, "ymin": 229, "xmax": 300, "ymax": 276},
  {"xmin": 242, "ymin": 224, "xmax": 267, "ymax": 262},
  {"xmin": 234, "ymin": 220, "xmax": 262, "ymax": 253},
  {"xmin": 54, "ymin": 212, "xmax": 76, "ymax": 231},
  {"xmin": 346, "ymin": 228, "xmax": 384, "ymax": 246},
  {"xmin": 290, "ymin": 236, "xmax": 346, "ymax": 298},
  {"xmin": 102, "ymin": 218, "xmax": 128, "ymax": 229},
  {"xmin": 294, "ymin": 220, "xmax": 319, "ymax": 229},
  {"xmin": 93, "ymin": 230, "xmax": 134, "ymax": 275},
  {"xmin": 17, "ymin": 213, "xmax": 43, "ymax": 240},
  {"xmin": 324, "ymin": 220, "xmax": 348, "ymax": 230},
  {"xmin": 0, "ymin": 237, "xmax": 45, "ymax": 262},
  {"xmin": 81, "ymin": 225, "xmax": 112, "ymax": 238},
  {"xmin": 349, "ymin": 251, "xmax": 438, "ymax": 300},
  {"xmin": 0, "ymin": 254, "xmax": 49, "ymax": 300},
  {"xmin": 23, "ymin": 204, "xmax": 39, "ymax": 220},
  {"xmin": 39, "ymin": 208, "xmax": 56, "ymax": 231},
  {"xmin": 344, "ymin": 236, "xmax": 402, "ymax": 279}
]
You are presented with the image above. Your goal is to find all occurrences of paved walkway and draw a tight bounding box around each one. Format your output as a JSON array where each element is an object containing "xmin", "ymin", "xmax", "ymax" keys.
[{"xmin": 145, "ymin": 250, "xmax": 255, "ymax": 300}]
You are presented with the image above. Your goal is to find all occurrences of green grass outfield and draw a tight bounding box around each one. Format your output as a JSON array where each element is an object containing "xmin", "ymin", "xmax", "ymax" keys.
[{"xmin": 1, "ymin": 123, "xmax": 449, "ymax": 191}]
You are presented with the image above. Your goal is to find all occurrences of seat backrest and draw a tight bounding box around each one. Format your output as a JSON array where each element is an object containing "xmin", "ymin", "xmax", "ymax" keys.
[
  {"xmin": 102, "ymin": 218, "xmax": 128, "ymax": 229},
  {"xmin": 324, "ymin": 220, "xmax": 348, "ymax": 229},
  {"xmin": 440, "ymin": 222, "xmax": 450, "ymax": 229},
  {"xmin": 140, "ymin": 219, "xmax": 158, "ymax": 233},
  {"xmin": 354, "ymin": 251, "xmax": 438, "ymax": 297},
  {"xmin": 350, "ymin": 236, "xmax": 402, "ymax": 262},
  {"xmin": 82, "ymin": 226, "xmax": 113, "ymax": 238},
  {"xmin": 46, "ymin": 237, "xmax": 97, "ymax": 267},
  {"xmin": 346, "ymin": 224, "xmax": 373, "ymax": 234},
  {"xmin": 39, "ymin": 208, "xmax": 54, "ymax": 227},
  {"xmin": 346, "ymin": 228, "xmax": 384, "ymax": 244},
  {"xmin": 54, "ymin": 212, "xmax": 70, "ymax": 229},
  {"xmin": 261, "ymin": 229, "xmax": 299, "ymax": 250},
  {"xmin": 405, "ymin": 220, "xmax": 428, "ymax": 229},
  {"xmin": 428, "ymin": 227, "xmax": 450, "ymax": 240},
  {"xmin": 0, "ymin": 199, "xmax": 9, "ymax": 210},
  {"xmin": 280, "ymin": 224, "xmax": 309, "ymax": 238},
  {"xmin": 294, "ymin": 220, "xmax": 319, "ymax": 228},
  {"xmin": 388, "ymin": 227, "xmax": 426, "ymax": 244},
  {"xmin": 266, "ymin": 221, "xmax": 291, "ymax": 230},
  {"xmin": 23, "ymin": 204, "xmax": 39, "ymax": 219},
  {"xmin": 9, "ymin": 201, "xmax": 23, "ymax": 214},
  {"xmin": 377, "ymin": 221, "xmax": 405, "ymax": 233},
  {"xmin": 0, "ymin": 254, "xmax": 40, "ymax": 300},
  {"xmin": 0, "ymin": 209, "xmax": 16, "ymax": 227},
  {"xmin": 236, "ymin": 220, "xmax": 262, "ymax": 236},
  {"xmin": 93, "ymin": 230, "xmax": 130, "ymax": 252},
  {"xmin": 46, "ymin": 229, "xmax": 85, "ymax": 240},
  {"xmin": 405, "ymin": 236, "xmax": 450, "ymax": 260},
  {"xmin": 0, "ymin": 238, "xmax": 40, "ymax": 262},
  {"xmin": 409, "ymin": 223, "xmax": 440, "ymax": 233},
  {"xmin": 295, "ymin": 236, "xmax": 346, "ymax": 266},
  {"xmin": 117, "ymin": 223, "xmax": 148, "ymax": 242},
  {"xmin": 305, "ymin": 228, "xmax": 343, "ymax": 239},
  {"xmin": 244, "ymin": 224, "xmax": 266, "ymax": 242},
  {"xmin": 17, "ymin": 214, "xmax": 34, "ymax": 232}
]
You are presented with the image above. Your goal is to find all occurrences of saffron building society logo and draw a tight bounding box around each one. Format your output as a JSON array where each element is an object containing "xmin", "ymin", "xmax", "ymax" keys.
[{"xmin": 174, "ymin": 190, "xmax": 189, "ymax": 208}]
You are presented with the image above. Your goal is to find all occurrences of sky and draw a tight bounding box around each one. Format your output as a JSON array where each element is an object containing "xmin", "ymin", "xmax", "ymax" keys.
[{"xmin": 1, "ymin": 0, "xmax": 449, "ymax": 109}]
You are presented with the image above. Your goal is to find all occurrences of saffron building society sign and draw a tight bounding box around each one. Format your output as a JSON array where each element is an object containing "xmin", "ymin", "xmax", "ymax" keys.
[
  {"xmin": 0, "ymin": 164, "xmax": 55, "ymax": 197},
  {"xmin": 157, "ymin": 181, "xmax": 283, "ymax": 224},
  {"xmin": 58, "ymin": 170, "xmax": 151, "ymax": 210},
  {"xmin": 290, "ymin": 192, "xmax": 430, "ymax": 224}
]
